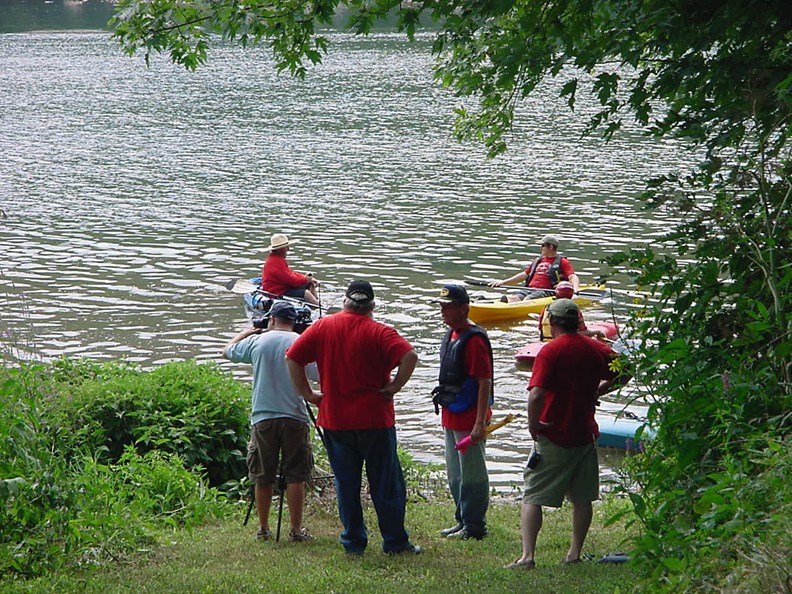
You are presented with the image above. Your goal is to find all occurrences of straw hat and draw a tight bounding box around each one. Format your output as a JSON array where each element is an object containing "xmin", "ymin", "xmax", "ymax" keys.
[{"xmin": 265, "ymin": 233, "xmax": 299, "ymax": 251}]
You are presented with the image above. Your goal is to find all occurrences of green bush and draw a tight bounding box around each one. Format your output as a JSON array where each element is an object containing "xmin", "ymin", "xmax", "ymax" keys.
[
  {"xmin": 0, "ymin": 360, "xmax": 237, "ymax": 578},
  {"xmin": 44, "ymin": 358, "xmax": 250, "ymax": 487}
]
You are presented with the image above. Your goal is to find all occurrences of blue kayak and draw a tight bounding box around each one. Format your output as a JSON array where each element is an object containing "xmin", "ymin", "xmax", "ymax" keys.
[
  {"xmin": 240, "ymin": 277, "xmax": 315, "ymax": 332},
  {"xmin": 595, "ymin": 412, "xmax": 652, "ymax": 451}
]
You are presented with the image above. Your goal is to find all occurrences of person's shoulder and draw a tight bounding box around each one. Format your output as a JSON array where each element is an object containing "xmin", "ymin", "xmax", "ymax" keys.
[
  {"xmin": 541, "ymin": 335, "xmax": 567, "ymax": 353},
  {"xmin": 466, "ymin": 325, "xmax": 490, "ymax": 341},
  {"xmin": 591, "ymin": 337, "xmax": 617, "ymax": 356}
]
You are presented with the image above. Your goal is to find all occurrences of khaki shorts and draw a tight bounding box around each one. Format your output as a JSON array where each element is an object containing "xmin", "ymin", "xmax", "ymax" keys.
[
  {"xmin": 247, "ymin": 417, "xmax": 312, "ymax": 485},
  {"xmin": 522, "ymin": 435, "xmax": 599, "ymax": 507}
]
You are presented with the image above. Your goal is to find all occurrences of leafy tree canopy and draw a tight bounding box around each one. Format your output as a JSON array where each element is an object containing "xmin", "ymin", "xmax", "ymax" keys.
[
  {"xmin": 111, "ymin": 1, "xmax": 791, "ymax": 589},
  {"xmin": 112, "ymin": 0, "xmax": 791, "ymax": 156}
]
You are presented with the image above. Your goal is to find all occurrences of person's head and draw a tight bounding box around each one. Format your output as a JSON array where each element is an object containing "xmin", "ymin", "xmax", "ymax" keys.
[
  {"xmin": 540, "ymin": 235, "xmax": 559, "ymax": 257},
  {"xmin": 554, "ymin": 280, "xmax": 574, "ymax": 299},
  {"xmin": 268, "ymin": 301, "xmax": 298, "ymax": 329},
  {"xmin": 547, "ymin": 298, "xmax": 579, "ymax": 333},
  {"xmin": 344, "ymin": 280, "xmax": 375, "ymax": 314},
  {"xmin": 266, "ymin": 233, "xmax": 298, "ymax": 256},
  {"xmin": 433, "ymin": 284, "xmax": 470, "ymax": 328}
]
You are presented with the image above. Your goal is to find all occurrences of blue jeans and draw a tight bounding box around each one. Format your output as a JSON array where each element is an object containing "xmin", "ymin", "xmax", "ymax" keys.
[
  {"xmin": 444, "ymin": 428, "xmax": 489, "ymax": 537},
  {"xmin": 324, "ymin": 427, "xmax": 411, "ymax": 553}
]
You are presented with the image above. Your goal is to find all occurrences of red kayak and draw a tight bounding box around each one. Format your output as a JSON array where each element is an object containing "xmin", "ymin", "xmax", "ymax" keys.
[{"xmin": 515, "ymin": 322, "xmax": 619, "ymax": 363}]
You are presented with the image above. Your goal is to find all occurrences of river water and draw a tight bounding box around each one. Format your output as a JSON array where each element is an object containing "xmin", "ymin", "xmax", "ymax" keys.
[{"xmin": 0, "ymin": 10, "xmax": 691, "ymax": 488}]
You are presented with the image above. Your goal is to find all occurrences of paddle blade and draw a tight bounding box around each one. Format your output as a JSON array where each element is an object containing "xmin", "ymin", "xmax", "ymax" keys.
[
  {"xmin": 464, "ymin": 277, "xmax": 492, "ymax": 287},
  {"xmin": 576, "ymin": 289, "xmax": 609, "ymax": 300},
  {"xmin": 226, "ymin": 279, "xmax": 260, "ymax": 294}
]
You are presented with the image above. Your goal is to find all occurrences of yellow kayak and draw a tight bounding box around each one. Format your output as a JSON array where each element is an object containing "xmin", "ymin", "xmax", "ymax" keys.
[{"xmin": 468, "ymin": 286, "xmax": 607, "ymax": 324}]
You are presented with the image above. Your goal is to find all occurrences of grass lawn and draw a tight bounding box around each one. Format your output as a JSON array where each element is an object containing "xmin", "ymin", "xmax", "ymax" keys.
[{"xmin": 2, "ymin": 494, "xmax": 638, "ymax": 594}]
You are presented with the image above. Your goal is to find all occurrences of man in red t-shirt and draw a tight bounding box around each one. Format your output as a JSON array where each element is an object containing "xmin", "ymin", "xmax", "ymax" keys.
[
  {"xmin": 260, "ymin": 233, "xmax": 320, "ymax": 305},
  {"xmin": 432, "ymin": 284, "xmax": 493, "ymax": 541},
  {"xmin": 489, "ymin": 235, "xmax": 580, "ymax": 302},
  {"xmin": 506, "ymin": 298, "xmax": 629, "ymax": 570},
  {"xmin": 286, "ymin": 280, "xmax": 421, "ymax": 556}
]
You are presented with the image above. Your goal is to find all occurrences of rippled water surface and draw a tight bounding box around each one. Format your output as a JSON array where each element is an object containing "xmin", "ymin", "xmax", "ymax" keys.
[{"xmin": 1, "ymin": 29, "xmax": 691, "ymax": 488}]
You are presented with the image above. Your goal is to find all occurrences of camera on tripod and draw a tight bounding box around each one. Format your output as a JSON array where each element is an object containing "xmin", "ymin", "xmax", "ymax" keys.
[{"xmin": 251, "ymin": 298, "xmax": 313, "ymax": 334}]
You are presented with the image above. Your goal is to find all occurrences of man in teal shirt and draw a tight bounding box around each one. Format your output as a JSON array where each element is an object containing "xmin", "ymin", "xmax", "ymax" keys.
[{"xmin": 224, "ymin": 301, "xmax": 318, "ymax": 542}]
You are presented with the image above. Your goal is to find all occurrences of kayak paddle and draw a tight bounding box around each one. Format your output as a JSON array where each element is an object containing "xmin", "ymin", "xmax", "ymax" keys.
[
  {"xmin": 455, "ymin": 413, "xmax": 521, "ymax": 454},
  {"xmin": 464, "ymin": 278, "xmax": 609, "ymax": 300}
]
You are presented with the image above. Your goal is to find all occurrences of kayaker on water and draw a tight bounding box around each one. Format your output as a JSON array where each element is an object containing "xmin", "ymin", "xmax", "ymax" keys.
[
  {"xmin": 261, "ymin": 233, "xmax": 320, "ymax": 305},
  {"xmin": 431, "ymin": 284, "xmax": 493, "ymax": 541},
  {"xmin": 489, "ymin": 235, "xmax": 580, "ymax": 302},
  {"xmin": 538, "ymin": 282, "xmax": 606, "ymax": 341}
]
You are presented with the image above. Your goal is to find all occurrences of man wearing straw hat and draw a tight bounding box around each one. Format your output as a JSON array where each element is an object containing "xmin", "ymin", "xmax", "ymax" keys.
[{"xmin": 261, "ymin": 233, "xmax": 320, "ymax": 305}]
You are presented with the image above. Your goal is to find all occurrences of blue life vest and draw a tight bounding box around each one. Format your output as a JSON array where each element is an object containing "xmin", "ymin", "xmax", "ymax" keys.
[{"xmin": 432, "ymin": 325, "xmax": 494, "ymax": 414}]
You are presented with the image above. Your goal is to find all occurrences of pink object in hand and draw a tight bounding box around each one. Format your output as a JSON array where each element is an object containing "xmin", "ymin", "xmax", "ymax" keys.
[{"xmin": 455, "ymin": 435, "xmax": 473, "ymax": 454}]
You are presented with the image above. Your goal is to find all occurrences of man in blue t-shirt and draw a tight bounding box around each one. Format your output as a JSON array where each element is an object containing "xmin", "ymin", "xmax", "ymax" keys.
[{"xmin": 223, "ymin": 301, "xmax": 318, "ymax": 543}]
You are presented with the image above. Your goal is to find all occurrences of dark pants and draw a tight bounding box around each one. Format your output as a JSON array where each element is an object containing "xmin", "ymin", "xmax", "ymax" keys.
[
  {"xmin": 283, "ymin": 283, "xmax": 311, "ymax": 299},
  {"xmin": 323, "ymin": 427, "xmax": 410, "ymax": 553},
  {"xmin": 515, "ymin": 288, "xmax": 555, "ymax": 300}
]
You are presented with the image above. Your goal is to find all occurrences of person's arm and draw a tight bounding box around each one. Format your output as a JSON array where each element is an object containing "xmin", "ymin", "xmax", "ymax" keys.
[
  {"xmin": 596, "ymin": 359, "xmax": 632, "ymax": 395},
  {"xmin": 379, "ymin": 349, "xmax": 418, "ymax": 400},
  {"xmin": 527, "ymin": 386, "xmax": 553, "ymax": 440},
  {"xmin": 470, "ymin": 377, "xmax": 492, "ymax": 444},
  {"xmin": 221, "ymin": 326, "xmax": 260, "ymax": 359},
  {"xmin": 581, "ymin": 328, "xmax": 607, "ymax": 340},
  {"xmin": 286, "ymin": 357, "xmax": 323, "ymax": 405},
  {"xmin": 596, "ymin": 348, "xmax": 633, "ymax": 395},
  {"xmin": 306, "ymin": 272, "xmax": 320, "ymax": 287},
  {"xmin": 569, "ymin": 273, "xmax": 581, "ymax": 292},
  {"xmin": 490, "ymin": 270, "xmax": 528, "ymax": 287}
]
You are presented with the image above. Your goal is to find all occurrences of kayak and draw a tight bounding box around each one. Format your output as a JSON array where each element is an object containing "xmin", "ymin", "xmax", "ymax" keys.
[
  {"xmin": 469, "ymin": 286, "xmax": 606, "ymax": 324},
  {"xmin": 514, "ymin": 322, "xmax": 619, "ymax": 363},
  {"xmin": 239, "ymin": 278, "xmax": 316, "ymax": 332},
  {"xmin": 596, "ymin": 412, "xmax": 652, "ymax": 451}
]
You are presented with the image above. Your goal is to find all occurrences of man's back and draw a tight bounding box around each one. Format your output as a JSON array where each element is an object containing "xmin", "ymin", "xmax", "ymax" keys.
[
  {"xmin": 226, "ymin": 330, "xmax": 307, "ymax": 425},
  {"xmin": 287, "ymin": 311, "xmax": 413, "ymax": 430},
  {"xmin": 530, "ymin": 333, "xmax": 615, "ymax": 446}
]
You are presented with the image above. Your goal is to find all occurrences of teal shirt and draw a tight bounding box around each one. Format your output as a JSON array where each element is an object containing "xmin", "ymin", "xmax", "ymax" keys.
[{"xmin": 225, "ymin": 330, "xmax": 317, "ymax": 426}]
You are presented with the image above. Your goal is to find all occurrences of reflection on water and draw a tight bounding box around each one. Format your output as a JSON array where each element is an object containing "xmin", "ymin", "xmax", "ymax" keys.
[{"xmin": 0, "ymin": 30, "xmax": 685, "ymax": 488}]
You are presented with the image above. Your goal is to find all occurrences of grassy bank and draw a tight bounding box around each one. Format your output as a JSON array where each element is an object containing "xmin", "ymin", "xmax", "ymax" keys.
[{"xmin": 2, "ymin": 496, "xmax": 637, "ymax": 594}]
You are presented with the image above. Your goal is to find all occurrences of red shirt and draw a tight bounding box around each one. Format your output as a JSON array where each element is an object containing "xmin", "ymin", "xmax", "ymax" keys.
[
  {"xmin": 528, "ymin": 333, "xmax": 616, "ymax": 447},
  {"xmin": 524, "ymin": 256, "xmax": 575, "ymax": 289},
  {"xmin": 261, "ymin": 253, "xmax": 309, "ymax": 295},
  {"xmin": 286, "ymin": 311, "xmax": 414, "ymax": 431},
  {"xmin": 441, "ymin": 330, "xmax": 493, "ymax": 431}
]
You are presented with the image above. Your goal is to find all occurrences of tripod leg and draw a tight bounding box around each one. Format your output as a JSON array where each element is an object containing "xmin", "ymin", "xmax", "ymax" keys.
[
  {"xmin": 275, "ymin": 453, "xmax": 286, "ymax": 542},
  {"xmin": 243, "ymin": 481, "xmax": 255, "ymax": 526}
]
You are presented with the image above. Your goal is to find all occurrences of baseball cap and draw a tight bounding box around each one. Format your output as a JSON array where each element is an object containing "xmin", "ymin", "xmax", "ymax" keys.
[
  {"xmin": 547, "ymin": 298, "xmax": 579, "ymax": 319},
  {"xmin": 432, "ymin": 284, "xmax": 470, "ymax": 305},
  {"xmin": 540, "ymin": 235, "xmax": 559, "ymax": 247},
  {"xmin": 270, "ymin": 301, "xmax": 298, "ymax": 322},
  {"xmin": 345, "ymin": 280, "xmax": 375, "ymax": 304}
]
